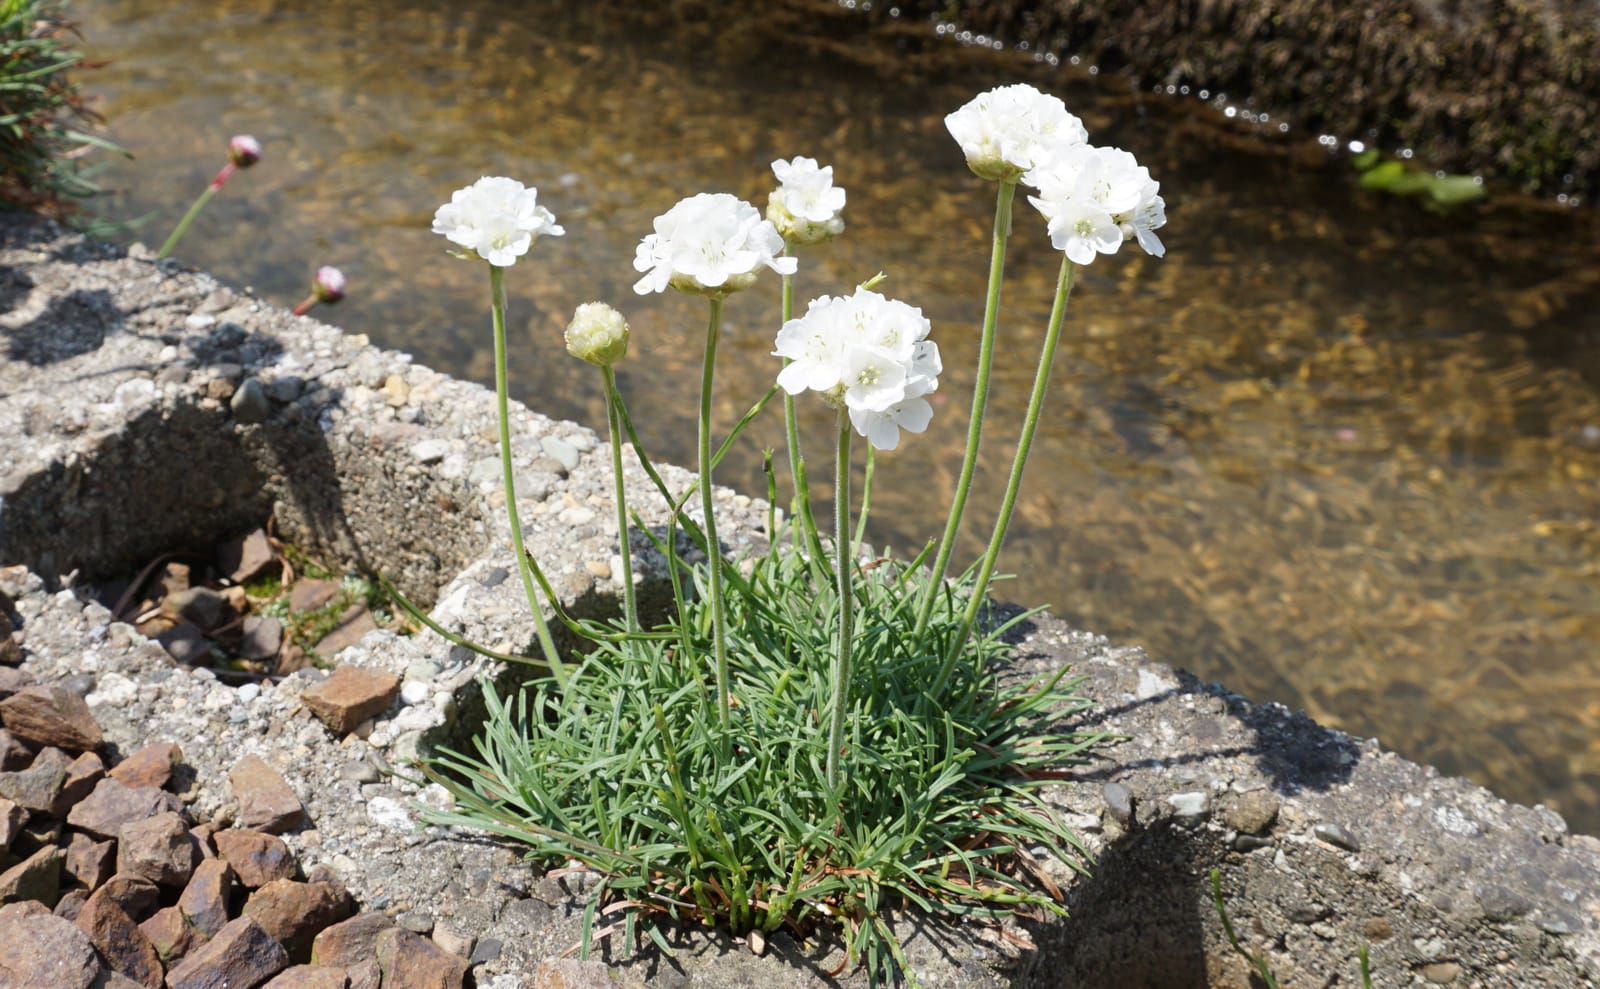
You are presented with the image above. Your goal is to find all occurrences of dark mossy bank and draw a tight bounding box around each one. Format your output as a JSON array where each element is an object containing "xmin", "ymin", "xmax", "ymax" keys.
[{"xmin": 815, "ymin": 0, "xmax": 1599, "ymax": 202}]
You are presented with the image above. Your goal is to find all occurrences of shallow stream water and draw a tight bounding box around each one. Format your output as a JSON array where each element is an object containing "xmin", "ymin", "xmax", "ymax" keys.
[{"xmin": 76, "ymin": 0, "xmax": 1600, "ymax": 831}]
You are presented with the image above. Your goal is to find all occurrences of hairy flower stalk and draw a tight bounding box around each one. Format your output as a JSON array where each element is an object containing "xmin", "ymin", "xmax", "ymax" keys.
[
  {"xmin": 911, "ymin": 178, "xmax": 1015, "ymax": 645},
  {"xmin": 826, "ymin": 411, "xmax": 854, "ymax": 789},
  {"xmin": 433, "ymin": 176, "xmax": 567, "ymax": 683},
  {"xmin": 932, "ymin": 257, "xmax": 1076, "ymax": 695},
  {"xmin": 697, "ymin": 296, "xmax": 732, "ymax": 731},
  {"xmin": 490, "ymin": 267, "xmax": 566, "ymax": 685},
  {"xmin": 158, "ymin": 134, "xmax": 262, "ymax": 259},
  {"xmin": 635, "ymin": 193, "xmax": 793, "ymax": 733},
  {"xmin": 567, "ymin": 302, "xmax": 637, "ymax": 632}
]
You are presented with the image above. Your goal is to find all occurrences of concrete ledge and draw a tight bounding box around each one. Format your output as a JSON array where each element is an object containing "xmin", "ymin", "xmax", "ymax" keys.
[{"xmin": 4, "ymin": 213, "xmax": 1598, "ymax": 987}]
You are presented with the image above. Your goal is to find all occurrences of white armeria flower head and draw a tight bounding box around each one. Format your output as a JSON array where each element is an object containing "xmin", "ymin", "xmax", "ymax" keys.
[
  {"xmin": 1025, "ymin": 144, "xmax": 1167, "ymax": 264},
  {"xmin": 432, "ymin": 176, "xmax": 564, "ymax": 267},
  {"xmin": 945, "ymin": 83, "xmax": 1089, "ymax": 183},
  {"xmin": 773, "ymin": 287, "xmax": 940, "ymax": 450},
  {"xmin": 767, "ymin": 156, "xmax": 847, "ymax": 246},
  {"xmin": 633, "ymin": 193, "xmax": 796, "ymax": 297}
]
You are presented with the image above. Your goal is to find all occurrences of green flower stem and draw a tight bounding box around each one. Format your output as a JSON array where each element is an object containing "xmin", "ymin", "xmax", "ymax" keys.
[
  {"xmin": 601, "ymin": 366, "xmax": 638, "ymax": 633},
  {"xmin": 698, "ymin": 295, "xmax": 732, "ymax": 735},
  {"xmin": 780, "ymin": 271, "xmax": 826, "ymax": 563},
  {"xmin": 826, "ymin": 411, "xmax": 855, "ymax": 789},
  {"xmin": 932, "ymin": 256, "xmax": 1076, "ymax": 697},
  {"xmin": 157, "ymin": 183, "xmax": 218, "ymax": 259},
  {"xmin": 489, "ymin": 264, "xmax": 566, "ymax": 688},
  {"xmin": 913, "ymin": 179, "xmax": 1017, "ymax": 646}
]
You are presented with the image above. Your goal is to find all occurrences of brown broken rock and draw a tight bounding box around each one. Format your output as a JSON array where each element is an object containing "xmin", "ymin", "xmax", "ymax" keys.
[
  {"xmin": 95, "ymin": 874, "xmax": 161, "ymax": 923},
  {"xmin": 76, "ymin": 889, "xmax": 164, "ymax": 988},
  {"xmin": 243, "ymin": 878, "xmax": 355, "ymax": 963},
  {"xmin": 51, "ymin": 749, "xmax": 106, "ymax": 817},
  {"xmin": 67, "ymin": 777, "xmax": 186, "ymax": 841},
  {"xmin": 310, "ymin": 910, "xmax": 393, "ymax": 967},
  {"xmin": 298, "ymin": 665, "xmax": 399, "ymax": 736},
  {"xmin": 229, "ymin": 755, "xmax": 305, "ymax": 834},
  {"xmin": 375, "ymin": 927, "xmax": 468, "ymax": 989},
  {"xmin": 311, "ymin": 607, "xmax": 378, "ymax": 658},
  {"xmin": 109, "ymin": 740, "xmax": 183, "ymax": 790},
  {"xmin": 141, "ymin": 904, "xmax": 199, "ymax": 965},
  {"xmin": 0, "ymin": 727, "xmax": 29, "ymax": 770},
  {"xmin": 118, "ymin": 811, "xmax": 201, "ymax": 888},
  {"xmin": 218, "ymin": 528, "xmax": 276, "ymax": 583},
  {"xmin": 214, "ymin": 828, "xmax": 295, "ymax": 888},
  {"xmin": 262, "ymin": 965, "xmax": 351, "ymax": 989},
  {"xmin": 64, "ymin": 831, "xmax": 116, "ymax": 890},
  {"xmin": 165, "ymin": 915, "xmax": 289, "ymax": 989},
  {"xmin": 0, "ymin": 843, "xmax": 63, "ymax": 906},
  {"xmin": 0, "ymin": 912, "xmax": 109, "ymax": 989},
  {"xmin": 178, "ymin": 858, "xmax": 234, "ymax": 937},
  {"xmin": 0, "ymin": 684, "xmax": 104, "ymax": 751},
  {"xmin": 0, "ymin": 744, "xmax": 70, "ymax": 814}
]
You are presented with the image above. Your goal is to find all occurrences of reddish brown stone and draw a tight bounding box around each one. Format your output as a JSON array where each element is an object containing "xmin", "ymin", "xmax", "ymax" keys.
[
  {"xmin": 165, "ymin": 915, "xmax": 289, "ymax": 989},
  {"xmin": 118, "ymin": 811, "xmax": 200, "ymax": 888},
  {"xmin": 0, "ymin": 843, "xmax": 62, "ymax": 906},
  {"xmin": 0, "ymin": 727, "xmax": 29, "ymax": 770},
  {"xmin": 0, "ymin": 744, "xmax": 70, "ymax": 814},
  {"xmin": 140, "ymin": 904, "xmax": 198, "ymax": 964},
  {"xmin": 0, "ymin": 665, "xmax": 28, "ymax": 696},
  {"xmin": 288, "ymin": 579, "xmax": 340, "ymax": 614},
  {"xmin": 298, "ymin": 666, "xmax": 399, "ymax": 736},
  {"xmin": 229, "ymin": 755, "xmax": 305, "ymax": 835},
  {"xmin": 0, "ymin": 611, "xmax": 19, "ymax": 666},
  {"xmin": 76, "ymin": 889, "xmax": 163, "ymax": 988},
  {"xmin": 95, "ymin": 874, "xmax": 161, "ymax": 923},
  {"xmin": 67, "ymin": 777, "xmax": 186, "ymax": 840},
  {"xmin": 374, "ymin": 927, "xmax": 468, "ymax": 989},
  {"xmin": 0, "ymin": 898, "xmax": 48, "ymax": 921},
  {"xmin": 0, "ymin": 912, "xmax": 108, "ymax": 988},
  {"xmin": 261, "ymin": 965, "xmax": 351, "ymax": 989},
  {"xmin": 310, "ymin": 910, "xmax": 394, "ymax": 967},
  {"xmin": 64, "ymin": 831, "xmax": 117, "ymax": 890},
  {"xmin": 311, "ymin": 607, "xmax": 378, "ymax": 658},
  {"xmin": 214, "ymin": 828, "xmax": 295, "ymax": 888},
  {"xmin": 50, "ymin": 749, "xmax": 105, "ymax": 817},
  {"xmin": 0, "ymin": 684, "xmax": 103, "ymax": 752},
  {"xmin": 53, "ymin": 887, "xmax": 88, "ymax": 920},
  {"xmin": 109, "ymin": 741, "xmax": 183, "ymax": 790},
  {"xmin": 218, "ymin": 529, "xmax": 276, "ymax": 584},
  {"xmin": 243, "ymin": 879, "xmax": 355, "ymax": 963},
  {"xmin": 178, "ymin": 858, "xmax": 234, "ymax": 937},
  {"xmin": 0, "ymin": 794, "xmax": 24, "ymax": 853}
]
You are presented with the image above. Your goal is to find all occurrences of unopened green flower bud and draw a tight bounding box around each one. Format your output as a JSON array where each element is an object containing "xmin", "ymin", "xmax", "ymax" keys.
[{"xmin": 565, "ymin": 302, "xmax": 630, "ymax": 367}]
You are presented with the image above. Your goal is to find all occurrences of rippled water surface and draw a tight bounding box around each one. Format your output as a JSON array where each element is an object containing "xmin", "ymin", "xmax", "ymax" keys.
[{"xmin": 78, "ymin": 0, "xmax": 1600, "ymax": 831}]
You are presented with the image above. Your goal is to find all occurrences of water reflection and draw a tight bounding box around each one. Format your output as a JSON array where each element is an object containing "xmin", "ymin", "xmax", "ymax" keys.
[{"xmin": 79, "ymin": 0, "xmax": 1600, "ymax": 831}]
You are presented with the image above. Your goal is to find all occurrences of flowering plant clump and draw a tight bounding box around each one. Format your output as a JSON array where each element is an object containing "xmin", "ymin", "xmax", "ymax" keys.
[{"xmin": 410, "ymin": 82, "xmax": 1167, "ymax": 987}]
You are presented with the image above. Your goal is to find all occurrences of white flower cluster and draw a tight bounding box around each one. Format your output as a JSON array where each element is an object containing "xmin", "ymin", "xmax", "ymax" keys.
[
  {"xmin": 432, "ymin": 176, "xmax": 564, "ymax": 267},
  {"xmin": 1026, "ymin": 145, "xmax": 1166, "ymax": 264},
  {"xmin": 634, "ymin": 193, "xmax": 796, "ymax": 297},
  {"xmin": 943, "ymin": 83, "xmax": 1088, "ymax": 183},
  {"xmin": 946, "ymin": 83, "xmax": 1167, "ymax": 263},
  {"xmin": 767, "ymin": 156, "xmax": 846, "ymax": 246},
  {"xmin": 774, "ymin": 287, "xmax": 942, "ymax": 451}
]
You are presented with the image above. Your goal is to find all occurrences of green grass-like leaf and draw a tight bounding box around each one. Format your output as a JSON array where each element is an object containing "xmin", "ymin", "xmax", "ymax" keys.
[{"xmin": 424, "ymin": 548, "xmax": 1105, "ymax": 985}]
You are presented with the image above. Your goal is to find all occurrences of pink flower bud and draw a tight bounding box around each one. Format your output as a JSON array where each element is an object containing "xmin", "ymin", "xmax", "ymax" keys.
[
  {"xmin": 312, "ymin": 266, "xmax": 346, "ymax": 304},
  {"xmin": 228, "ymin": 135, "xmax": 263, "ymax": 168}
]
